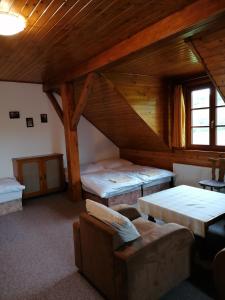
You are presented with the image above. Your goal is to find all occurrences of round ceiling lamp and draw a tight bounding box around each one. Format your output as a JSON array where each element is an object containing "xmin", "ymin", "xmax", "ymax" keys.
[{"xmin": 0, "ymin": 11, "xmax": 26, "ymax": 36}]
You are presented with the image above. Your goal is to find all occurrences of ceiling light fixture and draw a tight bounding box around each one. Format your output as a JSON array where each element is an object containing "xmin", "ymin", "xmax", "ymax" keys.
[{"xmin": 0, "ymin": 11, "xmax": 26, "ymax": 36}]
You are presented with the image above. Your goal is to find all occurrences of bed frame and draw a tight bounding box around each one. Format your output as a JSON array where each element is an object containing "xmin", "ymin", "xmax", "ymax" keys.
[
  {"xmin": 0, "ymin": 198, "xmax": 22, "ymax": 216},
  {"xmin": 82, "ymin": 177, "xmax": 173, "ymax": 207}
]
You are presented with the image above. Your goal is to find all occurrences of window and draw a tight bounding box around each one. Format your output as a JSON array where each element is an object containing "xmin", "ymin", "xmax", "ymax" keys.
[{"xmin": 186, "ymin": 83, "xmax": 225, "ymax": 149}]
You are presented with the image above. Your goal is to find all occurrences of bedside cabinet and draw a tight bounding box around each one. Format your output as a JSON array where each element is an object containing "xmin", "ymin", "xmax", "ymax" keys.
[{"xmin": 13, "ymin": 154, "xmax": 65, "ymax": 199}]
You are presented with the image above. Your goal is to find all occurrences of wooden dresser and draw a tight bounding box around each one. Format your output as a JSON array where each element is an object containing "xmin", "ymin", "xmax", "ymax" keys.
[{"xmin": 13, "ymin": 154, "xmax": 65, "ymax": 199}]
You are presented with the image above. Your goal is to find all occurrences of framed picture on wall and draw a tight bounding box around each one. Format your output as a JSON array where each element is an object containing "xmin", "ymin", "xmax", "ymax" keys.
[
  {"xmin": 26, "ymin": 118, "xmax": 34, "ymax": 127},
  {"xmin": 9, "ymin": 111, "xmax": 20, "ymax": 119},
  {"xmin": 40, "ymin": 114, "xmax": 48, "ymax": 123}
]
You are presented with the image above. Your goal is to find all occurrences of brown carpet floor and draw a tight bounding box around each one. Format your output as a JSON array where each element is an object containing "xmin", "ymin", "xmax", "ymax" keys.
[{"xmin": 0, "ymin": 193, "xmax": 213, "ymax": 300}]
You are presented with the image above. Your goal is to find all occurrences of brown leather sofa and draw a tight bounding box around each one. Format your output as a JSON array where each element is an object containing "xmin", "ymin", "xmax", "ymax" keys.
[
  {"xmin": 213, "ymin": 248, "xmax": 225, "ymax": 300},
  {"xmin": 73, "ymin": 205, "xmax": 194, "ymax": 300}
]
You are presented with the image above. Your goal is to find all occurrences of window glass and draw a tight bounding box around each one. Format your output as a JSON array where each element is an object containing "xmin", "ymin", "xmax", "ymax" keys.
[
  {"xmin": 216, "ymin": 91, "xmax": 225, "ymax": 106},
  {"xmin": 216, "ymin": 107, "xmax": 225, "ymax": 126},
  {"xmin": 191, "ymin": 88, "xmax": 210, "ymax": 108},
  {"xmin": 191, "ymin": 127, "xmax": 209, "ymax": 145},
  {"xmin": 216, "ymin": 127, "xmax": 225, "ymax": 146},
  {"xmin": 192, "ymin": 109, "xmax": 209, "ymax": 126}
]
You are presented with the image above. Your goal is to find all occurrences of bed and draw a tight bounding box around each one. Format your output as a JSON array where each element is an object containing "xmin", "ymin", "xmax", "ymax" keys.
[
  {"xmin": 81, "ymin": 159, "xmax": 175, "ymax": 206},
  {"xmin": 0, "ymin": 178, "xmax": 25, "ymax": 216}
]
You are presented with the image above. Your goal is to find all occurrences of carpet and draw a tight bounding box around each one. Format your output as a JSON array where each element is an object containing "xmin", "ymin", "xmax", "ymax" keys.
[{"xmin": 0, "ymin": 193, "xmax": 214, "ymax": 300}]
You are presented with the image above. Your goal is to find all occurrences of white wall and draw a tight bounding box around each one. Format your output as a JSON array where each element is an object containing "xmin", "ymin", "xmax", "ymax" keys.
[
  {"xmin": 173, "ymin": 163, "xmax": 213, "ymax": 187},
  {"xmin": 78, "ymin": 116, "xmax": 119, "ymax": 164},
  {"xmin": 0, "ymin": 82, "xmax": 119, "ymax": 178},
  {"xmin": 0, "ymin": 82, "xmax": 66, "ymax": 178}
]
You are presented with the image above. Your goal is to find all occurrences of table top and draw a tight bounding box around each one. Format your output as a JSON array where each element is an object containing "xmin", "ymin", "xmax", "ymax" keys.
[{"xmin": 138, "ymin": 185, "xmax": 225, "ymax": 237}]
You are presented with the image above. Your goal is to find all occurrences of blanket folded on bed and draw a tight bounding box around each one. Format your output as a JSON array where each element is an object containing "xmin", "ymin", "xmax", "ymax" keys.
[{"xmin": 0, "ymin": 178, "xmax": 25, "ymax": 194}]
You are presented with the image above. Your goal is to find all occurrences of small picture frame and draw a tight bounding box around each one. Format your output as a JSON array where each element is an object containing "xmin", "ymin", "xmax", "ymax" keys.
[
  {"xmin": 26, "ymin": 118, "xmax": 34, "ymax": 128},
  {"xmin": 40, "ymin": 114, "xmax": 48, "ymax": 123},
  {"xmin": 9, "ymin": 111, "xmax": 20, "ymax": 119}
]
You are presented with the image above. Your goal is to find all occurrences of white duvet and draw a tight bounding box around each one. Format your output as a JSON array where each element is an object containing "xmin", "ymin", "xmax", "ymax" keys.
[
  {"xmin": 81, "ymin": 169, "xmax": 143, "ymax": 198},
  {"xmin": 0, "ymin": 178, "xmax": 25, "ymax": 194},
  {"xmin": 116, "ymin": 165, "xmax": 175, "ymax": 183},
  {"xmin": 81, "ymin": 165, "xmax": 175, "ymax": 198}
]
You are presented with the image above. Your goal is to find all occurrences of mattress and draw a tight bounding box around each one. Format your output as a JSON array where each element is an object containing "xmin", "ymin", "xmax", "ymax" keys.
[
  {"xmin": 81, "ymin": 165, "xmax": 175, "ymax": 198},
  {"xmin": 0, "ymin": 191, "xmax": 22, "ymax": 204},
  {"xmin": 0, "ymin": 177, "xmax": 25, "ymax": 194},
  {"xmin": 81, "ymin": 169, "xmax": 143, "ymax": 198}
]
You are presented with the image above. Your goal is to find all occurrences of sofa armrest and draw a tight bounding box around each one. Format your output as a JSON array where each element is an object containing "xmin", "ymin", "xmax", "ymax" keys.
[
  {"xmin": 111, "ymin": 204, "xmax": 141, "ymax": 221},
  {"xmin": 114, "ymin": 223, "xmax": 193, "ymax": 260},
  {"xmin": 73, "ymin": 221, "xmax": 82, "ymax": 270},
  {"xmin": 213, "ymin": 248, "xmax": 225, "ymax": 300},
  {"xmin": 114, "ymin": 224, "xmax": 194, "ymax": 300}
]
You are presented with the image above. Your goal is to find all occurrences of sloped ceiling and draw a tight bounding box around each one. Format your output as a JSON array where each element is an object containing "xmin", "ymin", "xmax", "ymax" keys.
[
  {"xmin": 189, "ymin": 25, "xmax": 225, "ymax": 100},
  {"xmin": 104, "ymin": 73, "xmax": 169, "ymax": 144},
  {"xmin": 77, "ymin": 74, "xmax": 169, "ymax": 151}
]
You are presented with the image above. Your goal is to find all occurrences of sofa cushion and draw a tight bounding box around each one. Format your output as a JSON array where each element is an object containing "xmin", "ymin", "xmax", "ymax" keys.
[{"xmin": 86, "ymin": 199, "xmax": 140, "ymax": 243}]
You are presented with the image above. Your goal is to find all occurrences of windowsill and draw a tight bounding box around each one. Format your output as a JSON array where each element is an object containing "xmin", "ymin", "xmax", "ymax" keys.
[{"xmin": 174, "ymin": 148, "xmax": 225, "ymax": 154}]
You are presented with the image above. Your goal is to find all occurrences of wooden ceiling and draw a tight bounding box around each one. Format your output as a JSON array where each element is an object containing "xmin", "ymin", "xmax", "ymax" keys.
[
  {"xmin": 0, "ymin": 0, "xmax": 196, "ymax": 83},
  {"xmin": 190, "ymin": 26, "xmax": 225, "ymax": 99},
  {"xmin": 107, "ymin": 38, "xmax": 205, "ymax": 79}
]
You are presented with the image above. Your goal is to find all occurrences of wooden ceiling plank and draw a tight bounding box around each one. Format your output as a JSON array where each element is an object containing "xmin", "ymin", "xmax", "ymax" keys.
[
  {"xmin": 0, "ymin": 0, "xmax": 74, "ymax": 77},
  {"xmin": 71, "ymin": 72, "xmax": 95, "ymax": 129},
  {"xmin": 46, "ymin": 91, "xmax": 64, "ymax": 123},
  {"xmin": 187, "ymin": 39, "xmax": 225, "ymax": 102},
  {"xmin": 51, "ymin": 0, "xmax": 225, "ymax": 83},
  {"xmin": 7, "ymin": 1, "xmax": 193, "ymax": 83}
]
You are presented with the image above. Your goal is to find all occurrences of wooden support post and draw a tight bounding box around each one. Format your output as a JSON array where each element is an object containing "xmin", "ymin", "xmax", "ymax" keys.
[
  {"xmin": 60, "ymin": 82, "xmax": 81, "ymax": 202},
  {"xmin": 46, "ymin": 92, "xmax": 64, "ymax": 124},
  {"xmin": 71, "ymin": 72, "xmax": 95, "ymax": 129}
]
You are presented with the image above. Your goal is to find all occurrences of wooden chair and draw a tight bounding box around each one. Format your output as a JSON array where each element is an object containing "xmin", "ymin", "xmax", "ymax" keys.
[{"xmin": 199, "ymin": 158, "xmax": 225, "ymax": 191}]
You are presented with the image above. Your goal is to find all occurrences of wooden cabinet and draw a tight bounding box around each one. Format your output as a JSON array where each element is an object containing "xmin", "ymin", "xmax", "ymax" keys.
[{"xmin": 13, "ymin": 154, "xmax": 65, "ymax": 199}]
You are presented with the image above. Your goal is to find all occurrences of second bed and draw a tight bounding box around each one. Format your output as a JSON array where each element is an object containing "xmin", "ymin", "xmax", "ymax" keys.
[{"xmin": 81, "ymin": 159, "xmax": 175, "ymax": 206}]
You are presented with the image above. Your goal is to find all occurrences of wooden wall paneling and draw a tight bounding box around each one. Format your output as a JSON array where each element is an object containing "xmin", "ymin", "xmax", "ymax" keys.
[
  {"xmin": 120, "ymin": 148, "xmax": 225, "ymax": 170},
  {"xmin": 82, "ymin": 73, "xmax": 169, "ymax": 151},
  {"xmin": 54, "ymin": 0, "xmax": 225, "ymax": 83},
  {"xmin": 60, "ymin": 83, "xmax": 81, "ymax": 202},
  {"xmin": 104, "ymin": 72, "xmax": 169, "ymax": 144},
  {"xmin": 46, "ymin": 92, "xmax": 64, "ymax": 124},
  {"xmin": 71, "ymin": 72, "xmax": 95, "ymax": 129}
]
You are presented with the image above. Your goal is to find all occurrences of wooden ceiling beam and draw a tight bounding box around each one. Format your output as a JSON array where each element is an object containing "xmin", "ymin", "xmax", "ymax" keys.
[
  {"xmin": 71, "ymin": 72, "xmax": 95, "ymax": 129},
  {"xmin": 46, "ymin": 92, "xmax": 64, "ymax": 124},
  {"xmin": 51, "ymin": 0, "xmax": 225, "ymax": 84}
]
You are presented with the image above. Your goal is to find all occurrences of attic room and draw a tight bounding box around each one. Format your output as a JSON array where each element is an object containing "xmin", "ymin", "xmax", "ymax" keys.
[{"xmin": 2, "ymin": 1, "xmax": 225, "ymax": 299}]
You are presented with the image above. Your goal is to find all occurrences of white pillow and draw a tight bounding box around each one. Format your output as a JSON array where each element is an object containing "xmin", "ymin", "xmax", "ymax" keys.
[
  {"xmin": 80, "ymin": 163, "xmax": 105, "ymax": 175},
  {"xmin": 96, "ymin": 158, "xmax": 133, "ymax": 170},
  {"xmin": 86, "ymin": 199, "xmax": 140, "ymax": 243}
]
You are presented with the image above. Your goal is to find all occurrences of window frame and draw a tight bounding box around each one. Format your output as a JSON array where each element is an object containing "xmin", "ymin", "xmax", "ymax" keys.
[{"xmin": 185, "ymin": 81, "xmax": 225, "ymax": 151}]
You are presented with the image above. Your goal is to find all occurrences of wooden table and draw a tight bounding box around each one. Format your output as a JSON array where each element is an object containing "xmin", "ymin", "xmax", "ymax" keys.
[{"xmin": 138, "ymin": 185, "xmax": 225, "ymax": 237}]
